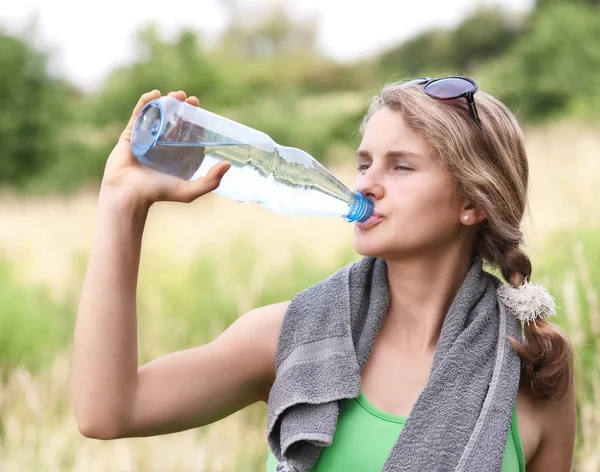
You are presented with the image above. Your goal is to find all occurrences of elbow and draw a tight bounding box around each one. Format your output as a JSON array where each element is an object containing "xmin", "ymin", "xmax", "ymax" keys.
[
  {"xmin": 73, "ymin": 392, "xmax": 134, "ymax": 440},
  {"xmin": 75, "ymin": 414, "xmax": 126, "ymax": 440}
]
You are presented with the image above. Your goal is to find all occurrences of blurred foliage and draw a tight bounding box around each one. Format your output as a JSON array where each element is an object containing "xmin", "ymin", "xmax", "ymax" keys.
[
  {"xmin": 0, "ymin": 27, "xmax": 77, "ymax": 186},
  {"xmin": 534, "ymin": 226, "xmax": 600, "ymax": 467},
  {"xmin": 375, "ymin": 7, "xmax": 523, "ymax": 82},
  {"xmin": 481, "ymin": 2, "xmax": 600, "ymax": 122},
  {"xmin": 0, "ymin": 257, "xmax": 72, "ymax": 379},
  {"xmin": 0, "ymin": 0, "xmax": 597, "ymax": 192},
  {"xmin": 536, "ymin": 0, "xmax": 600, "ymax": 8}
]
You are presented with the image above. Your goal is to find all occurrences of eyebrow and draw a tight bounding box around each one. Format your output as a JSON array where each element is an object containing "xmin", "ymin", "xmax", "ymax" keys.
[{"xmin": 355, "ymin": 149, "xmax": 423, "ymax": 161}]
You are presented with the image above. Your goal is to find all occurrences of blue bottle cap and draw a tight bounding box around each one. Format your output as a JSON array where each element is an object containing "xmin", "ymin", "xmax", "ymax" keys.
[{"xmin": 344, "ymin": 192, "xmax": 374, "ymax": 223}]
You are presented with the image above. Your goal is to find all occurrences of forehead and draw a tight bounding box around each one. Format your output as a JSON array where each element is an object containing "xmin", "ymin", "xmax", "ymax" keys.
[{"xmin": 359, "ymin": 107, "xmax": 431, "ymax": 157}]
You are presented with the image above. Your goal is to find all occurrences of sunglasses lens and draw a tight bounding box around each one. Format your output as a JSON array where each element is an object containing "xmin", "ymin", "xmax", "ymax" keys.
[{"xmin": 424, "ymin": 77, "xmax": 475, "ymax": 99}]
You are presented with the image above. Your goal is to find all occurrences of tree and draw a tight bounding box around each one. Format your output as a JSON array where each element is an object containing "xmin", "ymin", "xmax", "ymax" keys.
[
  {"xmin": 0, "ymin": 26, "xmax": 73, "ymax": 185},
  {"xmin": 450, "ymin": 7, "xmax": 523, "ymax": 71},
  {"xmin": 535, "ymin": 0, "xmax": 600, "ymax": 9},
  {"xmin": 374, "ymin": 6, "xmax": 524, "ymax": 83},
  {"xmin": 89, "ymin": 25, "xmax": 224, "ymax": 127},
  {"xmin": 481, "ymin": 3, "xmax": 600, "ymax": 122}
]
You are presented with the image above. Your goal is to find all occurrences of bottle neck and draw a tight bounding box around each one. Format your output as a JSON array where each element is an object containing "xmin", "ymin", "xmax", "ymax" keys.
[{"xmin": 345, "ymin": 192, "xmax": 373, "ymax": 223}]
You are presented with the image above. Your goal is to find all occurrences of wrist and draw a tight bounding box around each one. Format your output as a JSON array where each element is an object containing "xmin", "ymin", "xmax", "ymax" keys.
[{"xmin": 98, "ymin": 184, "xmax": 151, "ymax": 221}]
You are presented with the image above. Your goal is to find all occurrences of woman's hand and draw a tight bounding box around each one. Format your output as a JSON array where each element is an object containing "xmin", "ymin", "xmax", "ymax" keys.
[{"xmin": 100, "ymin": 89, "xmax": 231, "ymax": 208}]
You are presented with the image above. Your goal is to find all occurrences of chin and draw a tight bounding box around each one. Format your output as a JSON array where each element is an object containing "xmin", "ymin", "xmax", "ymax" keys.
[
  {"xmin": 353, "ymin": 232, "xmax": 418, "ymax": 260},
  {"xmin": 353, "ymin": 239, "xmax": 389, "ymax": 259}
]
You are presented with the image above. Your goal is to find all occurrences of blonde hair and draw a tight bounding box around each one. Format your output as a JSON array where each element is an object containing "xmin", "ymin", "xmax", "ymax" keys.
[{"xmin": 362, "ymin": 80, "xmax": 573, "ymax": 400}]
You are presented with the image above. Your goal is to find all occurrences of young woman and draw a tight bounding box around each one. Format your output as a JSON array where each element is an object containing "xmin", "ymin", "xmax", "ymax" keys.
[{"xmin": 73, "ymin": 77, "xmax": 576, "ymax": 472}]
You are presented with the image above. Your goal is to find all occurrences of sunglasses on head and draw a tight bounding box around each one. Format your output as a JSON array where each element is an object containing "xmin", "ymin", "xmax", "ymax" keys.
[{"xmin": 403, "ymin": 76, "xmax": 481, "ymax": 126}]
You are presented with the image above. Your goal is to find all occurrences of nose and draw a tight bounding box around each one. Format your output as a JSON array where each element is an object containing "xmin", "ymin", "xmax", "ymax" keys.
[{"xmin": 355, "ymin": 167, "xmax": 384, "ymax": 201}]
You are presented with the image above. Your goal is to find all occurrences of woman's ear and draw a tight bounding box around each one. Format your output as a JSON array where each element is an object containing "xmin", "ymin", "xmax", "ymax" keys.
[{"xmin": 460, "ymin": 203, "xmax": 487, "ymax": 226}]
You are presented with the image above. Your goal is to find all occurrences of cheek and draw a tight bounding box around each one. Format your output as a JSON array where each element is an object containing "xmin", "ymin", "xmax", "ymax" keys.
[
  {"xmin": 394, "ymin": 174, "xmax": 456, "ymax": 212},
  {"xmin": 389, "ymin": 176, "xmax": 461, "ymax": 236}
]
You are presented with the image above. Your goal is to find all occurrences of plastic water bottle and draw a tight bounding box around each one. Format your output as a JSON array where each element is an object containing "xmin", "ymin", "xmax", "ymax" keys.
[{"xmin": 130, "ymin": 96, "xmax": 373, "ymax": 223}]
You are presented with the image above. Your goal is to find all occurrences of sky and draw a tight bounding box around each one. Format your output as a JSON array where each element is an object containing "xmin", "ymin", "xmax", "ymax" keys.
[{"xmin": 0, "ymin": 0, "xmax": 533, "ymax": 90}]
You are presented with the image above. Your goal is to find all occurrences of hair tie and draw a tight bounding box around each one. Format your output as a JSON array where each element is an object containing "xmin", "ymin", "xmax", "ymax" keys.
[{"xmin": 497, "ymin": 280, "xmax": 557, "ymax": 323}]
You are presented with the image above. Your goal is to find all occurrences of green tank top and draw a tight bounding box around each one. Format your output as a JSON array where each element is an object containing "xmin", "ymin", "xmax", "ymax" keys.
[{"xmin": 266, "ymin": 392, "xmax": 525, "ymax": 471}]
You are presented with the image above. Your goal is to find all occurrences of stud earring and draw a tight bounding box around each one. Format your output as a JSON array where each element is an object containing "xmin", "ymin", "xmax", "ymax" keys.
[{"xmin": 463, "ymin": 215, "xmax": 470, "ymax": 222}]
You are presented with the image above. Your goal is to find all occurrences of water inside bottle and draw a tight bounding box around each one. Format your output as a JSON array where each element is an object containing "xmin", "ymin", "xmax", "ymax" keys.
[{"xmin": 149, "ymin": 141, "xmax": 354, "ymax": 218}]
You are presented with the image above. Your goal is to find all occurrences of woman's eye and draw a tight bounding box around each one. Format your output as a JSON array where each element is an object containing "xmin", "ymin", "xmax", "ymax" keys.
[
  {"xmin": 394, "ymin": 165, "xmax": 413, "ymax": 171},
  {"xmin": 357, "ymin": 164, "xmax": 370, "ymax": 171}
]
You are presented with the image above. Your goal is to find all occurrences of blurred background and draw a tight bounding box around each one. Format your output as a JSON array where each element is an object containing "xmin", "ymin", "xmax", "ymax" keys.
[{"xmin": 0, "ymin": 0, "xmax": 599, "ymax": 470}]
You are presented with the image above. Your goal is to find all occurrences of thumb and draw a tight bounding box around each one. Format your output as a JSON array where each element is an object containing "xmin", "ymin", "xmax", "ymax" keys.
[{"xmin": 176, "ymin": 161, "xmax": 232, "ymax": 203}]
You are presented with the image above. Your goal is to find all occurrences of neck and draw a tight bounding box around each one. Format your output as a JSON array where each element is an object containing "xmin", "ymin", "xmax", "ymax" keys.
[{"xmin": 382, "ymin": 249, "xmax": 474, "ymax": 353}]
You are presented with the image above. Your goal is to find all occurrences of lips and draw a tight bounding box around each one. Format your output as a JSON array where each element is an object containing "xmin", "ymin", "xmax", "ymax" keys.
[{"xmin": 355, "ymin": 213, "xmax": 384, "ymax": 229}]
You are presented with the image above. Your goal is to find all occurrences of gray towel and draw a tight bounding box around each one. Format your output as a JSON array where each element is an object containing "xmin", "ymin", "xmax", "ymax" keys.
[{"xmin": 266, "ymin": 256, "xmax": 522, "ymax": 472}]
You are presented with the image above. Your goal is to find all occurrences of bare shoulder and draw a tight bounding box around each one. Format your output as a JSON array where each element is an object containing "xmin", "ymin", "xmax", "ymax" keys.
[
  {"xmin": 517, "ymin": 380, "xmax": 576, "ymax": 471},
  {"xmin": 222, "ymin": 300, "xmax": 288, "ymax": 340},
  {"xmin": 216, "ymin": 300, "xmax": 289, "ymax": 400}
]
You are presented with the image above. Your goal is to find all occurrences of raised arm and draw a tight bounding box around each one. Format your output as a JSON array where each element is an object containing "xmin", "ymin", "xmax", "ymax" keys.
[{"xmin": 73, "ymin": 90, "xmax": 285, "ymax": 439}]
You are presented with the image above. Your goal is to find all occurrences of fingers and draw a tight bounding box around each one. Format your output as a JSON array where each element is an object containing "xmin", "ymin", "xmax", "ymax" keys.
[
  {"xmin": 128, "ymin": 90, "xmax": 187, "ymax": 128},
  {"xmin": 125, "ymin": 89, "xmax": 161, "ymax": 131},
  {"xmin": 186, "ymin": 95, "xmax": 200, "ymax": 107},
  {"xmin": 122, "ymin": 89, "xmax": 197, "ymax": 142},
  {"xmin": 167, "ymin": 90, "xmax": 187, "ymax": 101},
  {"xmin": 203, "ymin": 160, "xmax": 231, "ymax": 188},
  {"xmin": 176, "ymin": 161, "xmax": 231, "ymax": 203}
]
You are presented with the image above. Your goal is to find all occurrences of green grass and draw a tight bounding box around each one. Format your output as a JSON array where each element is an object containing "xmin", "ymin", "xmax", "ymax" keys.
[
  {"xmin": 136, "ymin": 238, "xmax": 357, "ymax": 359},
  {"xmin": 0, "ymin": 258, "xmax": 73, "ymax": 378},
  {"xmin": 534, "ymin": 227, "xmax": 600, "ymax": 382},
  {"xmin": 533, "ymin": 226, "xmax": 600, "ymax": 470}
]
